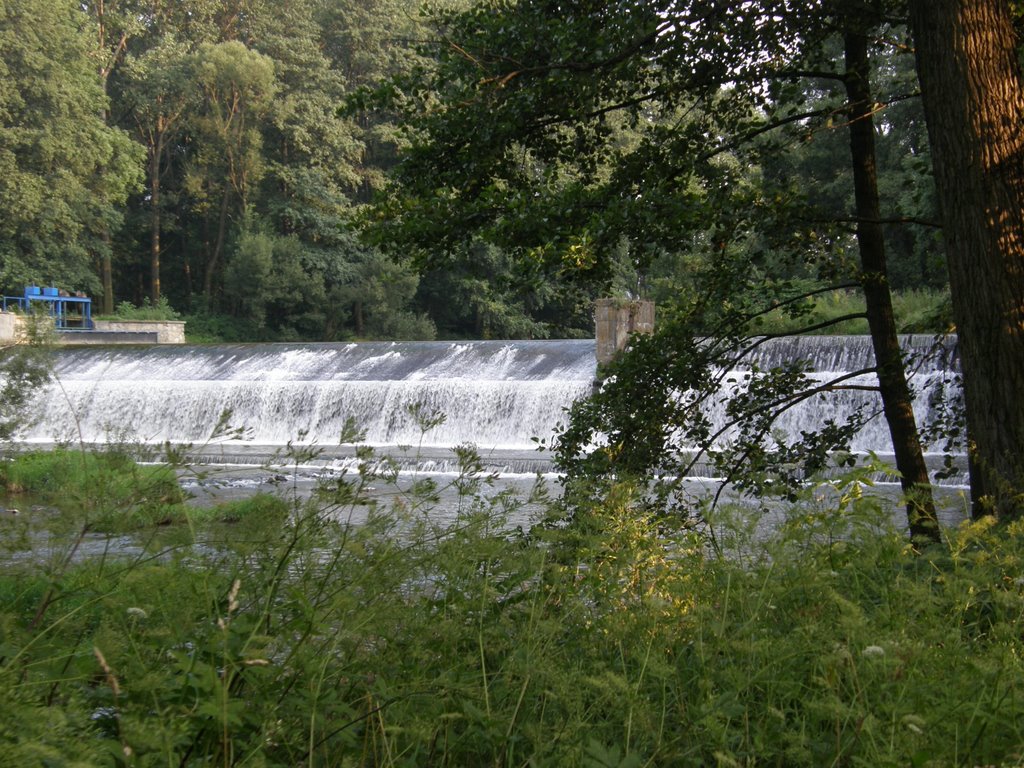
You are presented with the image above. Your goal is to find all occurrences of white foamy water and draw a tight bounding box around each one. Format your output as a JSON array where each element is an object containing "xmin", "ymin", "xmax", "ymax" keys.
[
  {"xmin": 24, "ymin": 340, "xmax": 596, "ymax": 450},
  {"xmin": 14, "ymin": 335, "xmax": 962, "ymax": 479}
]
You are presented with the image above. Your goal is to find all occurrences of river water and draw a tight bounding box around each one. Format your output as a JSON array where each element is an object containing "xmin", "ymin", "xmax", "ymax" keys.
[
  {"xmin": 1, "ymin": 336, "xmax": 969, "ymax": 546},
  {"xmin": 17, "ymin": 335, "xmax": 962, "ymax": 471}
]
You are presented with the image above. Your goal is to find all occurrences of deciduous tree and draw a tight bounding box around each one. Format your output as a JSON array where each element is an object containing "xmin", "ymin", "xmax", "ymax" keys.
[
  {"xmin": 908, "ymin": 0, "xmax": 1024, "ymax": 518},
  {"xmin": 0, "ymin": 0, "xmax": 141, "ymax": 293},
  {"xmin": 368, "ymin": 0, "xmax": 946, "ymax": 535}
]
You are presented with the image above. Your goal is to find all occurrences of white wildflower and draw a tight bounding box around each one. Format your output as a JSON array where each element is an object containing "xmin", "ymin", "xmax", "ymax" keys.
[
  {"xmin": 126, "ymin": 607, "xmax": 147, "ymax": 620},
  {"xmin": 902, "ymin": 714, "xmax": 926, "ymax": 735},
  {"xmin": 861, "ymin": 645, "xmax": 886, "ymax": 658},
  {"xmin": 227, "ymin": 579, "xmax": 241, "ymax": 614}
]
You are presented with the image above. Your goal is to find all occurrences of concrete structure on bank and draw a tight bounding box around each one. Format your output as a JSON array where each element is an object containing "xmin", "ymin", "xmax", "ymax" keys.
[
  {"xmin": 0, "ymin": 314, "xmax": 185, "ymax": 345},
  {"xmin": 91, "ymin": 319, "xmax": 186, "ymax": 344},
  {"xmin": 594, "ymin": 298, "xmax": 655, "ymax": 365}
]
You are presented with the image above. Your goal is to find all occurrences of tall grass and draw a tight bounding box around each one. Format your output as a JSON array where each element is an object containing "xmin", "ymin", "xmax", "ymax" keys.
[{"xmin": 0, "ymin": 449, "xmax": 1021, "ymax": 766}]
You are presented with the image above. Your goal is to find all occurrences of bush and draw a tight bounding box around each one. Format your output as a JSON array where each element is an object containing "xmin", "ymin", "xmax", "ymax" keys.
[
  {"xmin": 94, "ymin": 296, "xmax": 181, "ymax": 322},
  {"xmin": 752, "ymin": 287, "xmax": 952, "ymax": 335}
]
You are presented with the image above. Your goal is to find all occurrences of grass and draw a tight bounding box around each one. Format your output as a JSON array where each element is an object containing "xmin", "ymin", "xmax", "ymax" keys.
[
  {"xmin": 750, "ymin": 287, "xmax": 954, "ymax": 336},
  {"xmin": 0, "ymin": 449, "xmax": 1021, "ymax": 766},
  {"xmin": 0, "ymin": 448, "xmax": 184, "ymax": 531}
]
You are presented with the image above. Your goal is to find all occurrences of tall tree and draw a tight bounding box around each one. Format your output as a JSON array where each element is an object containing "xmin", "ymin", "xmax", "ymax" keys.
[
  {"xmin": 0, "ymin": 0, "xmax": 141, "ymax": 293},
  {"xmin": 368, "ymin": 0, "xmax": 944, "ymax": 533},
  {"xmin": 82, "ymin": 0, "xmax": 144, "ymax": 313},
  {"xmin": 184, "ymin": 40, "xmax": 276, "ymax": 298},
  {"xmin": 842, "ymin": 10, "xmax": 937, "ymax": 539},
  {"xmin": 122, "ymin": 37, "xmax": 196, "ymax": 304},
  {"xmin": 907, "ymin": 0, "xmax": 1024, "ymax": 519}
]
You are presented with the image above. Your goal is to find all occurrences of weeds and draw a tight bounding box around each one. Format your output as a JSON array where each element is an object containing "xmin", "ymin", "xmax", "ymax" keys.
[
  {"xmin": 752, "ymin": 287, "xmax": 953, "ymax": 336},
  {"xmin": 0, "ymin": 448, "xmax": 1021, "ymax": 766}
]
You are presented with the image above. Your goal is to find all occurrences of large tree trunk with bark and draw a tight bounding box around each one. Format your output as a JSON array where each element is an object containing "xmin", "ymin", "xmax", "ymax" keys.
[
  {"xmin": 908, "ymin": 0, "xmax": 1024, "ymax": 519},
  {"xmin": 844, "ymin": 28, "xmax": 939, "ymax": 541}
]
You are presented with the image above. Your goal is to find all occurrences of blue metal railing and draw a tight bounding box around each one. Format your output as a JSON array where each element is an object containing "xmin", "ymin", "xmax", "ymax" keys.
[{"xmin": 1, "ymin": 286, "xmax": 93, "ymax": 329}]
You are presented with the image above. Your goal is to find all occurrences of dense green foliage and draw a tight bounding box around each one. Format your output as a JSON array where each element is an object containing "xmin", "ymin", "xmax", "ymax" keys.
[
  {"xmin": 369, "ymin": 0, "xmax": 944, "ymax": 296},
  {"xmin": 0, "ymin": 451, "xmax": 1021, "ymax": 765},
  {"xmin": 0, "ymin": 0, "xmax": 141, "ymax": 292},
  {"xmin": 0, "ymin": 0, "xmax": 610, "ymax": 340},
  {"xmin": 0, "ymin": 448, "xmax": 183, "ymax": 529},
  {"xmin": 0, "ymin": 0, "xmax": 959, "ymax": 342}
]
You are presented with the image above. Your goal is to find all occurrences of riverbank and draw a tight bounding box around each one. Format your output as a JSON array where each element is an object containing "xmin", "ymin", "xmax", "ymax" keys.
[{"xmin": 0, "ymin": 445, "xmax": 1018, "ymax": 765}]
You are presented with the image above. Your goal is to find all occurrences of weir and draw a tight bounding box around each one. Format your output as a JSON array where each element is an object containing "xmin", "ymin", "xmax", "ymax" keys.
[{"xmin": 17, "ymin": 335, "xmax": 961, "ymax": 479}]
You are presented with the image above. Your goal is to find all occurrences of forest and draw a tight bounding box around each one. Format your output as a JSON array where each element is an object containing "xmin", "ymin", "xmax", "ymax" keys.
[
  {"xmin": 3, "ymin": 1, "xmax": 1024, "ymax": 764},
  {"xmin": 1, "ymin": 0, "xmax": 952, "ymax": 344}
]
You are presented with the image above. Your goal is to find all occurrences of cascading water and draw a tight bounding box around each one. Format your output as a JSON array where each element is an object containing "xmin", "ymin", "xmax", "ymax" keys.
[
  {"xmin": 24, "ymin": 341, "xmax": 597, "ymax": 453},
  {"xmin": 707, "ymin": 334, "xmax": 960, "ymax": 456},
  {"xmin": 16, "ymin": 335, "xmax": 961, "ymax": 478}
]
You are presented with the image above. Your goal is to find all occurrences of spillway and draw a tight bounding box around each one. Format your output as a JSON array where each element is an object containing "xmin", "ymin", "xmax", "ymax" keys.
[
  {"xmin": 22, "ymin": 340, "xmax": 597, "ymax": 451},
  {"xmin": 13, "ymin": 335, "xmax": 961, "ymax": 476}
]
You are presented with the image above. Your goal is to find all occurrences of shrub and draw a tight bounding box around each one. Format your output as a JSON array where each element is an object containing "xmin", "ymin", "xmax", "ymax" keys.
[
  {"xmin": 110, "ymin": 296, "xmax": 180, "ymax": 321},
  {"xmin": 752, "ymin": 287, "xmax": 952, "ymax": 335}
]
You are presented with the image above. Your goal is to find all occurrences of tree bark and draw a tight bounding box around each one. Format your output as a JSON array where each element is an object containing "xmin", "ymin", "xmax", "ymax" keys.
[
  {"xmin": 354, "ymin": 299, "xmax": 364, "ymax": 337},
  {"xmin": 203, "ymin": 185, "xmax": 232, "ymax": 299},
  {"xmin": 101, "ymin": 229, "xmax": 114, "ymax": 315},
  {"xmin": 844, "ymin": 29, "xmax": 939, "ymax": 541},
  {"xmin": 149, "ymin": 127, "xmax": 163, "ymax": 305},
  {"xmin": 908, "ymin": 0, "xmax": 1024, "ymax": 519}
]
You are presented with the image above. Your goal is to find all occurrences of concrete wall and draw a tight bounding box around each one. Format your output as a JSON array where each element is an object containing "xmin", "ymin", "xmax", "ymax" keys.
[
  {"xmin": 594, "ymin": 299, "xmax": 655, "ymax": 365},
  {"xmin": 58, "ymin": 330, "xmax": 159, "ymax": 345},
  {"xmin": 0, "ymin": 312, "xmax": 21, "ymax": 344},
  {"xmin": 0, "ymin": 314, "xmax": 187, "ymax": 344},
  {"xmin": 0, "ymin": 313, "xmax": 51, "ymax": 344},
  {"xmin": 93, "ymin": 320, "xmax": 186, "ymax": 344}
]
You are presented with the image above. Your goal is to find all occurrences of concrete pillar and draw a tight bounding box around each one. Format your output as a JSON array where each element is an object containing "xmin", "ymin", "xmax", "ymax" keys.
[{"xmin": 594, "ymin": 298, "xmax": 655, "ymax": 365}]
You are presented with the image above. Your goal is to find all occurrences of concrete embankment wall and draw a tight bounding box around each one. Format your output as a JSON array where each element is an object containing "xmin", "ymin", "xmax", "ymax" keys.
[
  {"xmin": 0, "ymin": 312, "xmax": 21, "ymax": 344},
  {"xmin": 92, "ymin": 320, "xmax": 186, "ymax": 344},
  {"xmin": 594, "ymin": 299, "xmax": 655, "ymax": 365},
  {"xmin": 0, "ymin": 314, "xmax": 185, "ymax": 345},
  {"xmin": 58, "ymin": 330, "xmax": 159, "ymax": 344}
]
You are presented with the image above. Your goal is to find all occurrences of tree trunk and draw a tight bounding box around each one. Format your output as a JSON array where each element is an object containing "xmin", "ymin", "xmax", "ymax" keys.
[
  {"xmin": 149, "ymin": 129, "xmax": 163, "ymax": 305},
  {"xmin": 203, "ymin": 185, "xmax": 232, "ymax": 299},
  {"xmin": 101, "ymin": 229, "xmax": 114, "ymax": 315},
  {"xmin": 844, "ymin": 29, "xmax": 939, "ymax": 541},
  {"xmin": 95, "ymin": 0, "xmax": 118, "ymax": 315},
  {"xmin": 908, "ymin": 0, "xmax": 1024, "ymax": 519}
]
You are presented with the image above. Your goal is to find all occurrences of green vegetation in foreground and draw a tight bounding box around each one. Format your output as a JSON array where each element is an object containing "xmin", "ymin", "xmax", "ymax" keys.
[
  {"xmin": 0, "ymin": 449, "xmax": 296, "ymax": 534},
  {"xmin": 0, "ymin": 449, "xmax": 1020, "ymax": 766}
]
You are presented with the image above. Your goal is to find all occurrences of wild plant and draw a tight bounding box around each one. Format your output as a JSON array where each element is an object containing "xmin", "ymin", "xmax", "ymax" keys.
[{"xmin": 0, "ymin": 445, "xmax": 1021, "ymax": 766}]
